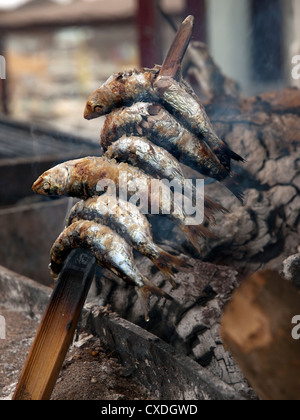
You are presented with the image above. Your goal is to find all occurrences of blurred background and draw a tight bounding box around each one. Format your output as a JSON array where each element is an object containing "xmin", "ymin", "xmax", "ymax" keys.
[
  {"xmin": 0, "ymin": 0, "xmax": 299, "ymax": 137},
  {"xmin": 0, "ymin": 0, "xmax": 299, "ymax": 285}
]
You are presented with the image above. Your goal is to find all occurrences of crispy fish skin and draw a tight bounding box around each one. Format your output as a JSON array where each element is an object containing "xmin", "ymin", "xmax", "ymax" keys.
[
  {"xmin": 32, "ymin": 156, "xmax": 214, "ymax": 252},
  {"xmin": 105, "ymin": 136, "xmax": 227, "ymax": 223},
  {"xmin": 50, "ymin": 221, "xmax": 141, "ymax": 286},
  {"xmin": 101, "ymin": 103, "xmax": 244, "ymax": 202},
  {"xmin": 105, "ymin": 136, "xmax": 185, "ymax": 184},
  {"xmin": 50, "ymin": 220, "xmax": 170, "ymax": 320},
  {"xmin": 66, "ymin": 195, "xmax": 185, "ymax": 286},
  {"xmin": 32, "ymin": 156, "xmax": 120, "ymax": 199},
  {"xmin": 84, "ymin": 67, "xmax": 158, "ymax": 120},
  {"xmin": 101, "ymin": 102, "xmax": 228, "ymax": 181},
  {"xmin": 32, "ymin": 156, "xmax": 186, "ymax": 223},
  {"xmin": 153, "ymin": 75, "xmax": 244, "ymax": 171},
  {"xmin": 84, "ymin": 66, "xmax": 243, "ymax": 172}
]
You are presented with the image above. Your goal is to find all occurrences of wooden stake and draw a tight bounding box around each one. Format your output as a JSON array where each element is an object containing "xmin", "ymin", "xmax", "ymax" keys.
[
  {"xmin": 13, "ymin": 249, "xmax": 96, "ymax": 401},
  {"xmin": 159, "ymin": 15, "xmax": 194, "ymax": 80},
  {"xmin": 221, "ymin": 271, "xmax": 300, "ymax": 401}
]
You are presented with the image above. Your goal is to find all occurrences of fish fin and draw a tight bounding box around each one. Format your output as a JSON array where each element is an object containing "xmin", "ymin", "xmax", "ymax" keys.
[
  {"xmin": 136, "ymin": 287, "xmax": 151, "ymax": 322},
  {"xmin": 153, "ymin": 249, "xmax": 187, "ymax": 288},
  {"xmin": 143, "ymin": 279, "xmax": 173, "ymax": 300},
  {"xmin": 204, "ymin": 212, "xmax": 216, "ymax": 226},
  {"xmin": 203, "ymin": 196, "xmax": 229, "ymax": 225},
  {"xmin": 216, "ymin": 146, "xmax": 245, "ymax": 174},
  {"xmin": 226, "ymin": 147, "xmax": 246, "ymax": 163},
  {"xmin": 180, "ymin": 224, "xmax": 217, "ymax": 253},
  {"xmin": 204, "ymin": 196, "xmax": 229, "ymax": 214},
  {"xmin": 222, "ymin": 173, "xmax": 245, "ymax": 204},
  {"xmin": 136, "ymin": 280, "xmax": 173, "ymax": 321},
  {"xmin": 188, "ymin": 183, "xmax": 228, "ymax": 225}
]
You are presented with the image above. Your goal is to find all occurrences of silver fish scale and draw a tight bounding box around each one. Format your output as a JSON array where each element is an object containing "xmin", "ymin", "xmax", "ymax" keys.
[
  {"xmin": 161, "ymin": 84, "xmax": 200, "ymax": 120},
  {"xmin": 66, "ymin": 196, "xmax": 161, "ymax": 272}
]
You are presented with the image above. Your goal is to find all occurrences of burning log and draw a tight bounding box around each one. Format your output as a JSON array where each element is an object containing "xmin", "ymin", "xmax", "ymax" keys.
[
  {"xmin": 220, "ymin": 271, "xmax": 300, "ymax": 401},
  {"xmin": 92, "ymin": 255, "xmax": 255, "ymax": 399},
  {"xmin": 79, "ymin": 21, "xmax": 300, "ymax": 400},
  {"xmin": 282, "ymin": 249, "xmax": 300, "ymax": 290},
  {"xmin": 191, "ymin": 86, "xmax": 300, "ymax": 276}
]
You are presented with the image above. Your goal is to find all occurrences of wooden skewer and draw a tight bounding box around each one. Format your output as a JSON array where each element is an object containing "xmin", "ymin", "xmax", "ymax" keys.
[
  {"xmin": 13, "ymin": 249, "xmax": 96, "ymax": 401},
  {"xmin": 159, "ymin": 15, "xmax": 194, "ymax": 80}
]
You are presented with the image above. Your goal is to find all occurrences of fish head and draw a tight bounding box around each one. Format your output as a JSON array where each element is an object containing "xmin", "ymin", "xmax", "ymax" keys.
[
  {"xmin": 84, "ymin": 82, "xmax": 116, "ymax": 120},
  {"xmin": 84, "ymin": 73, "xmax": 125, "ymax": 120},
  {"xmin": 32, "ymin": 165, "xmax": 69, "ymax": 196},
  {"xmin": 84, "ymin": 91, "xmax": 106, "ymax": 120}
]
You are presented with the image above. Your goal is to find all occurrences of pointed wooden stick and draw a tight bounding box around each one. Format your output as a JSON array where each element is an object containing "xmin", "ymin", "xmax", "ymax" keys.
[
  {"xmin": 13, "ymin": 249, "xmax": 96, "ymax": 401},
  {"xmin": 159, "ymin": 15, "xmax": 194, "ymax": 80}
]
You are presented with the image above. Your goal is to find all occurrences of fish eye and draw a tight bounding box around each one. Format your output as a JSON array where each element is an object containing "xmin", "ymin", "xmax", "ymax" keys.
[{"xmin": 43, "ymin": 182, "xmax": 51, "ymax": 192}]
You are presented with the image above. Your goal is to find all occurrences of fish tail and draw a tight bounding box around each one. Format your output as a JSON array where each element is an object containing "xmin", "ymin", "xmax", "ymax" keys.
[
  {"xmin": 188, "ymin": 184, "xmax": 227, "ymax": 225},
  {"xmin": 153, "ymin": 249, "xmax": 187, "ymax": 288},
  {"xmin": 143, "ymin": 278, "xmax": 173, "ymax": 300},
  {"xmin": 136, "ymin": 280, "xmax": 173, "ymax": 322},
  {"xmin": 192, "ymin": 195, "xmax": 215, "ymax": 225},
  {"xmin": 226, "ymin": 147, "xmax": 245, "ymax": 163},
  {"xmin": 222, "ymin": 173, "xmax": 245, "ymax": 204},
  {"xmin": 203, "ymin": 197, "xmax": 229, "ymax": 225},
  {"xmin": 204, "ymin": 196, "xmax": 228, "ymax": 214},
  {"xmin": 180, "ymin": 224, "xmax": 217, "ymax": 253},
  {"xmin": 207, "ymin": 136, "xmax": 244, "ymax": 170},
  {"xmin": 204, "ymin": 211, "xmax": 216, "ymax": 225}
]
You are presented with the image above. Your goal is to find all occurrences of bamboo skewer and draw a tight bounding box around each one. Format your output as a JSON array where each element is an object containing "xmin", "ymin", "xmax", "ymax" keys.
[{"xmin": 13, "ymin": 249, "xmax": 96, "ymax": 400}]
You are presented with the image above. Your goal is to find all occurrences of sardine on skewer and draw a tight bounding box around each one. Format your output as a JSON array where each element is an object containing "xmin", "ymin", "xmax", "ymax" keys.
[
  {"xmin": 101, "ymin": 103, "xmax": 227, "ymax": 181},
  {"xmin": 32, "ymin": 156, "xmax": 215, "ymax": 253},
  {"xmin": 105, "ymin": 136, "xmax": 227, "ymax": 223},
  {"xmin": 101, "ymin": 103, "xmax": 243, "ymax": 202},
  {"xmin": 84, "ymin": 67, "xmax": 159, "ymax": 120},
  {"xmin": 66, "ymin": 195, "xmax": 186, "ymax": 287},
  {"xmin": 105, "ymin": 136, "xmax": 185, "ymax": 184},
  {"xmin": 154, "ymin": 75, "xmax": 245, "ymax": 171},
  {"xmin": 84, "ymin": 66, "xmax": 244, "ymax": 173},
  {"xmin": 50, "ymin": 220, "xmax": 171, "ymax": 320}
]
